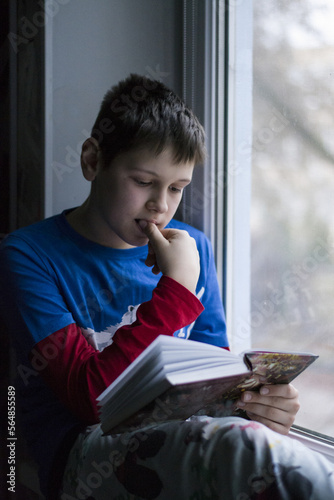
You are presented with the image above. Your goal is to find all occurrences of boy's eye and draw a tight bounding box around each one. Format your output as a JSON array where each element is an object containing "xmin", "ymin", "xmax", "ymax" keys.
[
  {"xmin": 132, "ymin": 178, "xmax": 183, "ymax": 193},
  {"xmin": 134, "ymin": 178, "xmax": 151, "ymax": 186},
  {"xmin": 170, "ymin": 186, "xmax": 182, "ymax": 193}
]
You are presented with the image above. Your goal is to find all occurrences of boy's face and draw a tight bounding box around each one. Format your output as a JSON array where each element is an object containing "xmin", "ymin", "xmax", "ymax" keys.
[{"xmin": 89, "ymin": 147, "xmax": 194, "ymax": 249}]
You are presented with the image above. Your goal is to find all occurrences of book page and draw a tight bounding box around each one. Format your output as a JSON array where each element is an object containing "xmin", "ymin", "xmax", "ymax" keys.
[{"xmin": 195, "ymin": 350, "xmax": 318, "ymax": 418}]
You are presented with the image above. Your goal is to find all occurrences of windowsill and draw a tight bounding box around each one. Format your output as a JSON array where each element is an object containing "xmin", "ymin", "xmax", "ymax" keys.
[{"xmin": 289, "ymin": 425, "xmax": 334, "ymax": 465}]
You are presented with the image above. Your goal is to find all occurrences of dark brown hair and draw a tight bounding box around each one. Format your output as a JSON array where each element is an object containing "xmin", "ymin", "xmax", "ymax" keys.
[{"xmin": 91, "ymin": 74, "xmax": 206, "ymax": 167}]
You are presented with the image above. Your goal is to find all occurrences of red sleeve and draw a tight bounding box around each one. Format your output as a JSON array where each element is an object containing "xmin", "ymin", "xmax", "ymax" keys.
[{"xmin": 29, "ymin": 276, "xmax": 204, "ymax": 424}]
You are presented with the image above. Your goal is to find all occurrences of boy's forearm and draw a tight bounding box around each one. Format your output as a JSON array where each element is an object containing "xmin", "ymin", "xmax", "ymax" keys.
[
  {"xmin": 30, "ymin": 276, "xmax": 204, "ymax": 424},
  {"xmin": 112, "ymin": 276, "xmax": 204, "ymax": 357}
]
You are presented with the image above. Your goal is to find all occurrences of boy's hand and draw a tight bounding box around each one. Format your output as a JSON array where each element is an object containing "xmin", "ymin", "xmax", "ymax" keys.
[
  {"xmin": 236, "ymin": 383, "xmax": 300, "ymax": 435},
  {"xmin": 140, "ymin": 221, "xmax": 200, "ymax": 294}
]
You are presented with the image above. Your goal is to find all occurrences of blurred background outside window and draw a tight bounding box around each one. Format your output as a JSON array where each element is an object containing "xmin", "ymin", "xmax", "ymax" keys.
[{"xmin": 251, "ymin": 0, "xmax": 334, "ymax": 436}]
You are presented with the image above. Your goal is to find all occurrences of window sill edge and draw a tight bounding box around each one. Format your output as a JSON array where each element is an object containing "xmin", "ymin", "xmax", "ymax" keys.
[{"xmin": 289, "ymin": 425, "xmax": 334, "ymax": 465}]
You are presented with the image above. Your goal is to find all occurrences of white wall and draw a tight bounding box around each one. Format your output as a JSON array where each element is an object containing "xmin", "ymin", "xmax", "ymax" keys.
[{"xmin": 45, "ymin": 0, "xmax": 183, "ymax": 216}]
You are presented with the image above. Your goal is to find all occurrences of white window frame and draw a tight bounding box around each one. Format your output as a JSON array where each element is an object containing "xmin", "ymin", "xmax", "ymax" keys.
[{"xmin": 224, "ymin": 0, "xmax": 252, "ymax": 354}]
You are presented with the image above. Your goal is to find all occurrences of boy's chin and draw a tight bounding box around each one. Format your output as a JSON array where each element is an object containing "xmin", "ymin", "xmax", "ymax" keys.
[
  {"xmin": 134, "ymin": 238, "xmax": 149, "ymax": 247},
  {"xmin": 124, "ymin": 234, "xmax": 149, "ymax": 248}
]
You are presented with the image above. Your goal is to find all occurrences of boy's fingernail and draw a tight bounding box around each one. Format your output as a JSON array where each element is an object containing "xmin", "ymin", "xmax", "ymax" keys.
[
  {"xmin": 260, "ymin": 387, "xmax": 269, "ymax": 395},
  {"xmin": 243, "ymin": 393, "xmax": 252, "ymax": 402}
]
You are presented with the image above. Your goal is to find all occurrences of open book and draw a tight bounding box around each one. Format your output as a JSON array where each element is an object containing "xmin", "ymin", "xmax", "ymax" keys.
[{"xmin": 97, "ymin": 335, "xmax": 318, "ymax": 434}]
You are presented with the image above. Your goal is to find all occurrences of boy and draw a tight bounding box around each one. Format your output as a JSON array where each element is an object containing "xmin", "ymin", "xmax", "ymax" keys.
[{"xmin": 0, "ymin": 74, "xmax": 333, "ymax": 499}]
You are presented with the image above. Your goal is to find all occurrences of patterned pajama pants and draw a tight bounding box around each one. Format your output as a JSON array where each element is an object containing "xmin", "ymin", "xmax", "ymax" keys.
[{"xmin": 59, "ymin": 416, "xmax": 334, "ymax": 500}]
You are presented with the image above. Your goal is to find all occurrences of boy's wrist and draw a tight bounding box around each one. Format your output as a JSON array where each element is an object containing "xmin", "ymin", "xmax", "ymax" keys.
[
  {"xmin": 158, "ymin": 275, "xmax": 201, "ymax": 302},
  {"xmin": 164, "ymin": 272, "xmax": 197, "ymax": 294}
]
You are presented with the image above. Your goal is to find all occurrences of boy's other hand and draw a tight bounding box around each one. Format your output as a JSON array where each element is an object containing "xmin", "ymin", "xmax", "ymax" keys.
[
  {"xmin": 140, "ymin": 221, "xmax": 200, "ymax": 294},
  {"xmin": 236, "ymin": 383, "xmax": 300, "ymax": 435}
]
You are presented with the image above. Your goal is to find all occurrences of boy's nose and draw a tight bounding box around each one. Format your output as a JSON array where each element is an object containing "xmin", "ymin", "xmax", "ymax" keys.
[{"xmin": 146, "ymin": 191, "xmax": 168, "ymax": 213}]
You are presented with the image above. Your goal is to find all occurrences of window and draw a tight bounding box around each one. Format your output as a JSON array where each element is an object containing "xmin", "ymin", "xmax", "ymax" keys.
[
  {"xmin": 251, "ymin": 0, "xmax": 334, "ymax": 437},
  {"xmin": 193, "ymin": 0, "xmax": 334, "ymax": 442}
]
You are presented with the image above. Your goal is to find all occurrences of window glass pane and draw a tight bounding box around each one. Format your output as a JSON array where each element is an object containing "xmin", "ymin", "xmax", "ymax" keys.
[{"xmin": 251, "ymin": 0, "xmax": 334, "ymax": 436}]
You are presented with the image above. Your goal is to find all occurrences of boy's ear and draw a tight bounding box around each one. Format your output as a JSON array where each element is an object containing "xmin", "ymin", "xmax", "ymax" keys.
[{"xmin": 81, "ymin": 137, "xmax": 101, "ymax": 181}]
